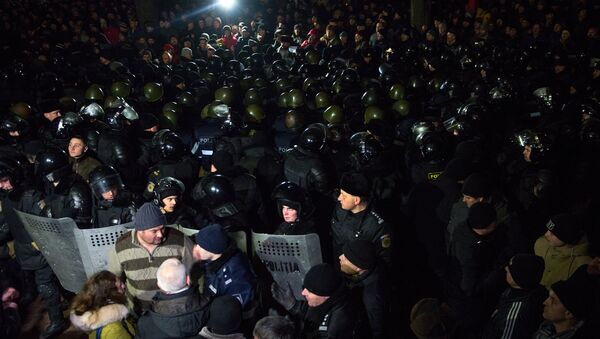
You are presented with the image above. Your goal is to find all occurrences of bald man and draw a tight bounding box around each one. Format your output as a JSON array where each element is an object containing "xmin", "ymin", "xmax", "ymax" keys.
[{"xmin": 136, "ymin": 259, "xmax": 209, "ymax": 338}]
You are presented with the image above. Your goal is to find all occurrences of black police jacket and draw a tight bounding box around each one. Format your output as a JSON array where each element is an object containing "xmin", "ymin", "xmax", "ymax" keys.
[
  {"xmin": 1, "ymin": 186, "xmax": 47, "ymax": 270},
  {"xmin": 346, "ymin": 265, "xmax": 388, "ymax": 339},
  {"xmin": 331, "ymin": 204, "xmax": 392, "ymax": 268},
  {"xmin": 42, "ymin": 174, "xmax": 92, "ymax": 229},
  {"xmin": 283, "ymin": 146, "xmax": 331, "ymax": 196},
  {"xmin": 289, "ymin": 285, "xmax": 357, "ymax": 339}
]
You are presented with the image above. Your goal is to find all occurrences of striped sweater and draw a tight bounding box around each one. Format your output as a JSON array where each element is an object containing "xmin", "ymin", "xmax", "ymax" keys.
[{"xmin": 107, "ymin": 228, "xmax": 194, "ymax": 313}]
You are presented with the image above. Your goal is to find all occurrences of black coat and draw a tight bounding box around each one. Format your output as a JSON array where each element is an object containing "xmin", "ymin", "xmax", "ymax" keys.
[
  {"xmin": 346, "ymin": 266, "xmax": 388, "ymax": 339},
  {"xmin": 289, "ymin": 286, "xmax": 357, "ymax": 339},
  {"xmin": 136, "ymin": 288, "xmax": 209, "ymax": 339},
  {"xmin": 483, "ymin": 286, "xmax": 547, "ymax": 339}
]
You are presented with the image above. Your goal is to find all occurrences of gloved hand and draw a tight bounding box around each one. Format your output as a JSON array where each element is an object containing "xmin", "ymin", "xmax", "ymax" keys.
[{"xmin": 271, "ymin": 282, "xmax": 296, "ymax": 311}]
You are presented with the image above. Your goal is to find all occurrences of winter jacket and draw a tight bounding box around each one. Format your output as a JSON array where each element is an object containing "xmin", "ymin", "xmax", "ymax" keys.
[
  {"xmin": 70, "ymin": 304, "xmax": 135, "ymax": 339},
  {"xmin": 483, "ymin": 286, "xmax": 547, "ymax": 339},
  {"xmin": 534, "ymin": 236, "xmax": 591, "ymax": 290},
  {"xmin": 70, "ymin": 154, "xmax": 102, "ymax": 182},
  {"xmin": 203, "ymin": 245, "xmax": 256, "ymax": 310},
  {"xmin": 107, "ymin": 229, "xmax": 195, "ymax": 314},
  {"xmin": 136, "ymin": 287, "xmax": 209, "ymax": 339}
]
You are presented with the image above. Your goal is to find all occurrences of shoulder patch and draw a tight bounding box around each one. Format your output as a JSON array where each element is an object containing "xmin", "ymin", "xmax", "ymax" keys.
[
  {"xmin": 370, "ymin": 211, "xmax": 384, "ymax": 224},
  {"xmin": 380, "ymin": 234, "xmax": 391, "ymax": 249}
]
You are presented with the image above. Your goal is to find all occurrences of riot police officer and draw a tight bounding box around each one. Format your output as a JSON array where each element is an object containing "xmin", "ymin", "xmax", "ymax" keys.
[
  {"xmin": 283, "ymin": 123, "xmax": 333, "ymax": 198},
  {"xmin": 89, "ymin": 165, "xmax": 138, "ymax": 228},
  {"xmin": 271, "ymin": 181, "xmax": 316, "ymax": 235},
  {"xmin": 36, "ymin": 148, "xmax": 93, "ymax": 229},
  {"xmin": 153, "ymin": 176, "xmax": 197, "ymax": 229},
  {"xmin": 0, "ymin": 156, "xmax": 69, "ymax": 338},
  {"xmin": 192, "ymin": 174, "xmax": 249, "ymax": 232},
  {"xmin": 97, "ymin": 102, "xmax": 144, "ymax": 193},
  {"xmin": 144, "ymin": 129, "xmax": 200, "ymax": 204}
]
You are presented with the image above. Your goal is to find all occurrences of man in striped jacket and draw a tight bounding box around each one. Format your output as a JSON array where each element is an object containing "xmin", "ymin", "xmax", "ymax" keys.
[
  {"xmin": 483, "ymin": 254, "xmax": 548, "ymax": 339},
  {"xmin": 108, "ymin": 202, "xmax": 194, "ymax": 316}
]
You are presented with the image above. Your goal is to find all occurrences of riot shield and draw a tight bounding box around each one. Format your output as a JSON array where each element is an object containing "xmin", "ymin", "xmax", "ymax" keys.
[
  {"xmin": 73, "ymin": 222, "xmax": 133, "ymax": 277},
  {"xmin": 251, "ymin": 232, "xmax": 322, "ymax": 300},
  {"xmin": 15, "ymin": 211, "xmax": 87, "ymax": 293}
]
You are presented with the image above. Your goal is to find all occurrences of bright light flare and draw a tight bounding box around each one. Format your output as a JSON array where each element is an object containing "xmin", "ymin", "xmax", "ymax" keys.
[{"xmin": 218, "ymin": 0, "xmax": 236, "ymax": 10}]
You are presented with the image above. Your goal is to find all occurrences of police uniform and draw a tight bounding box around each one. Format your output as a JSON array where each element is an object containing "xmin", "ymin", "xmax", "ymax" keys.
[{"xmin": 331, "ymin": 204, "xmax": 392, "ymax": 268}]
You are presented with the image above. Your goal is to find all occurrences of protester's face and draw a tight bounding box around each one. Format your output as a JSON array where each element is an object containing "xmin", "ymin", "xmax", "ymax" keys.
[
  {"xmin": 543, "ymin": 290, "xmax": 570, "ymax": 322},
  {"xmin": 544, "ymin": 230, "xmax": 565, "ymax": 247},
  {"xmin": 68, "ymin": 138, "xmax": 87, "ymax": 158},
  {"xmin": 446, "ymin": 32, "xmax": 456, "ymax": 45},
  {"xmin": 282, "ymin": 205, "xmax": 298, "ymax": 223},
  {"xmin": 301, "ymin": 288, "xmax": 328, "ymax": 307},
  {"xmin": 462, "ymin": 194, "xmax": 483, "ymax": 208},
  {"xmin": 138, "ymin": 225, "xmax": 165, "ymax": 245},
  {"xmin": 162, "ymin": 195, "xmax": 178, "ymax": 213}
]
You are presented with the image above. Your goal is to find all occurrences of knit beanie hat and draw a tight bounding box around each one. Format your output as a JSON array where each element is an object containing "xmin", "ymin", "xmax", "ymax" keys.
[
  {"xmin": 135, "ymin": 202, "xmax": 167, "ymax": 230},
  {"xmin": 467, "ymin": 202, "xmax": 497, "ymax": 229},
  {"xmin": 212, "ymin": 150, "xmax": 234, "ymax": 171},
  {"xmin": 546, "ymin": 213, "xmax": 583, "ymax": 245},
  {"xmin": 303, "ymin": 264, "xmax": 341, "ymax": 297},
  {"xmin": 340, "ymin": 172, "xmax": 371, "ymax": 198},
  {"xmin": 462, "ymin": 172, "xmax": 492, "ymax": 198},
  {"xmin": 410, "ymin": 298, "xmax": 458, "ymax": 339},
  {"xmin": 343, "ymin": 239, "xmax": 377, "ymax": 270},
  {"xmin": 207, "ymin": 295, "xmax": 242, "ymax": 334},
  {"xmin": 551, "ymin": 274, "xmax": 595, "ymax": 320},
  {"xmin": 508, "ymin": 254, "xmax": 545, "ymax": 290},
  {"xmin": 195, "ymin": 223, "xmax": 230, "ymax": 254}
]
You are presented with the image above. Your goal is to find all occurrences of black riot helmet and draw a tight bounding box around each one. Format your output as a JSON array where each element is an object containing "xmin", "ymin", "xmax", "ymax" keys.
[
  {"xmin": 1, "ymin": 114, "xmax": 29, "ymax": 134},
  {"xmin": 154, "ymin": 176, "xmax": 185, "ymax": 206},
  {"xmin": 152, "ymin": 129, "xmax": 186, "ymax": 160},
  {"xmin": 513, "ymin": 129, "xmax": 551, "ymax": 163},
  {"xmin": 272, "ymin": 59, "xmax": 290, "ymax": 78},
  {"xmin": 299, "ymin": 123, "xmax": 327, "ymax": 153},
  {"xmin": 580, "ymin": 118, "xmax": 600, "ymax": 146},
  {"xmin": 54, "ymin": 111, "xmax": 83, "ymax": 139},
  {"xmin": 411, "ymin": 121, "xmax": 435, "ymax": 146},
  {"xmin": 80, "ymin": 102, "xmax": 105, "ymax": 120},
  {"xmin": 349, "ymin": 131, "xmax": 382, "ymax": 165},
  {"xmin": 0, "ymin": 156, "xmax": 27, "ymax": 189},
  {"xmin": 194, "ymin": 174, "xmax": 235, "ymax": 208},
  {"xmin": 272, "ymin": 181, "xmax": 309, "ymax": 218},
  {"xmin": 35, "ymin": 148, "xmax": 72, "ymax": 183},
  {"xmin": 89, "ymin": 165, "xmax": 124, "ymax": 199},
  {"xmin": 420, "ymin": 132, "xmax": 446, "ymax": 163},
  {"xmin": 105, "ymin": 102, "xmax": 139, "ymax": 130},
  {"xmin": 532, "ymin": 87, "xmax": 555, "ymax": 111}
]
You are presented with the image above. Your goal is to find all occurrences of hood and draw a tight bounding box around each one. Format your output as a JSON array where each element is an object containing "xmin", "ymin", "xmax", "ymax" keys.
[{"xmin": 70, "ymin": 304, "xmax": 129, "ymax": 331}]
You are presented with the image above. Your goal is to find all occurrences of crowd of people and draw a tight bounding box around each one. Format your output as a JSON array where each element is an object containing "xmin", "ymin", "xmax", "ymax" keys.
[{"xmin": 1, "ymin": 0, "xmax": 600, "ymax": 338}]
